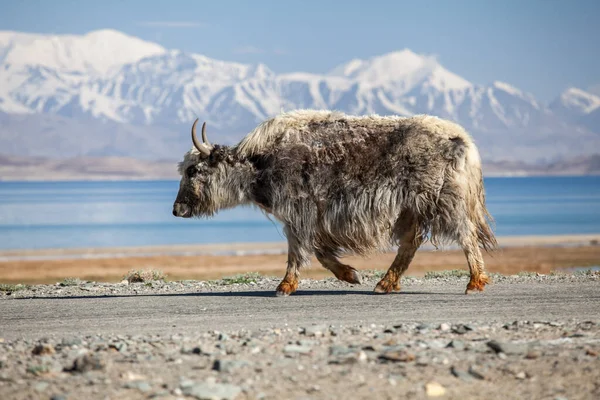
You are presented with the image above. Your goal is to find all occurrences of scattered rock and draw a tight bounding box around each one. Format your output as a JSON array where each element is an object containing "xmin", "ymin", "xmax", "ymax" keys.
[
  {"xmin": 283, "ymin": 345, "xmax": 312, "ymax": 355},
  {"xmin": 585, "ymin": 349, "xmax": 598, "ymax": 357},
  {"xmin": 121, "ymin": 371, "xmax": 148, "ymax": 381},
  {"xmin": 379, "ymin": 349, "xmax": 415, "ymax": 363},
  {"xmin": 487, "ymin": 340, "xmax": 528, "ymax": 355},
  {"xmin": 61, "ymin": 337, "xmax": 83, "ymax": 347},
  {"xmin": 67, "ymin": 353, "xmax": 107, "ymax": 373},
  {"xmin": 109, "ymin": 342, "xmax": 128, "ymax": 353},
  {"xmin": 468, "ymin": 365, "xmax": 487, "ymax": 380},
  {"xmin": 34, "ymin": 381, "xmax": 49, "ymax": 392},
  {"xmin": 329, "ymin": 345, "xmax": 355, "ymax": 357},
  {"xmin": 329, "ymin": 351, "xmax": 368, "ymax": 365},
  {"xmin": 515, "ymin": 371, "xmax": 527, "ymax": 380},
  {"xmin": 212, "ymin": 359, "xmax": 251, "ymax": 373},
  {"xmin": 526, "ymin": 350, "xmax": 542, "ymax": 359},
  {"xmin": 452, "ymin": 324, "xmax": 473, "ymax": 335},
  {"xmin": 439, "ymin": 323, "xmax": 451, "ymax": 332},
  {"xmin": 448, "ymin": 340, "xmax": 465, "ymax": 351},
  {"xmin": 124, "ymin": 381, "xmax": 152, "ymax": 392},
  {"xmin": 302, "ymin": 324, "xmax": 328, "ymax": 337},
  {"xmin": 182, "ymin": 382, "xmax": 242, "ymax": 400},
  {"xmin": 32, "ymin": 344, "xmax": 55, "ymax": 356},
  {"xmin": 451, "ymin": 366, "xmax": 473, "ymax": 382},
  {"xmin": 425, "ymin": 382, "xmax": 447, "ymax": 397}
]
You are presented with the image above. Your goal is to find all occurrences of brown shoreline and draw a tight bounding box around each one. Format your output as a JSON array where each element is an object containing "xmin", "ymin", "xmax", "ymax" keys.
[{"xmin": 1, "ymin": 234, "xmax": 599, "ymax": 284}]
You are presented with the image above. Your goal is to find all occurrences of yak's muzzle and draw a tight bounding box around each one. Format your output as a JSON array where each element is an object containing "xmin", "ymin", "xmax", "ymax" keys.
[{"xmin": 172, "ymin": 203, "xmax": 192, "ymax": 218}]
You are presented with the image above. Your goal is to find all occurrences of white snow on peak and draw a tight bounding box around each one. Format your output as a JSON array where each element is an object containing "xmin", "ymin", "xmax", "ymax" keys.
[
  {"xmin": 492, "ymin": 81, "xmax": 540, "ymax": 109},
  {"xmin": 328, "ymin": 49, "xmax": 471, "ymax": 92},
  {"xmin": 330, "ymin": 58, "xmax": 364, "ymax": 78},
  {"xmin": 0, "ymin": 29, "xmax": 165, "ymax": 75},
  {"xmin": 492, "ymin": 81, "xmax": 523, "ymax": 97},
  {"xmin": 559, "ymin": 87, "xmax": 600, "ymax": 113}
]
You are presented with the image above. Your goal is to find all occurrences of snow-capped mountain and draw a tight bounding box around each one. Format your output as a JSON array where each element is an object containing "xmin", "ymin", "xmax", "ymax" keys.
[
  {"xmin": 0, "ymin": 29, "xmax": 598, "ymax": 162},
  {"xmin": 549, "ymin": 87, "xmax": 600, "ymax": 133}
]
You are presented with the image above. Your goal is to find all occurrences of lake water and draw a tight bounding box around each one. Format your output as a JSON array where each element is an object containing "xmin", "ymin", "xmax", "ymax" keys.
[{"xmin": 0, "ymin": 177, "xmax": 599, "ymax": 250}]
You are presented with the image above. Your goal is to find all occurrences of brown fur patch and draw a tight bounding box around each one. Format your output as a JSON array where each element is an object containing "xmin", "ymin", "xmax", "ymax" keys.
[
  {"xmin": 465, "ymin": 274, "xmax": 490, "ymax": 294},
  {"xmin": 374, "ymin": 271, "xmax": 402, "ymax": 293},
  {"xmin": 276, "ymin": 278, "xmax": 299, "ymax": 296}
]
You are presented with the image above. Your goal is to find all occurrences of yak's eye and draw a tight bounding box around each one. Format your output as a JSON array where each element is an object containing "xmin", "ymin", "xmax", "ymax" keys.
[{"xmin": 186, "ymin": 165, "xmax": 198, "ymax": 177}]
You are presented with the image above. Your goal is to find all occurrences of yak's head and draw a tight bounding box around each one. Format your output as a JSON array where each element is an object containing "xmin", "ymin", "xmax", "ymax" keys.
[{"xmin": 173, "ymin": 119, "xmax": 247, "ymax": 218}]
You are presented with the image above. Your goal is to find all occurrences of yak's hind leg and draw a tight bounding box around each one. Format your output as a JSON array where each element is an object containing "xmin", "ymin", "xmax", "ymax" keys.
[
  {"xmin": 315, "ymin": 250, "xmax": 362, "ymax": 285},
  {"xmin": 276, "ymin": 226, "xmax": 310, "ymax": 297},
  {"xmin": 374, "ymin": 220, "xmax": 422, "ymax": 294},
  {"xmin": 461, "ymin": 233, "xmax": 490, "ymax": 294}
]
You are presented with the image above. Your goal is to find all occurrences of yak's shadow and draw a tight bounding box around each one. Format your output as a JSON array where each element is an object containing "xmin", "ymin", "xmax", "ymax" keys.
[{"xmin": 13, "ymin": 289, "xmax": 460, "ymax": 301}]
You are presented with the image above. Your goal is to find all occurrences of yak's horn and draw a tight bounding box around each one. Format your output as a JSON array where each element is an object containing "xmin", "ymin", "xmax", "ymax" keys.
[
  {"xmin": 201, "ymin": 121, "xmax": 211, "ymax": 146},
  {"xmin": 191, "ymin": 118, "xmax": 211, "ymax": 156}
]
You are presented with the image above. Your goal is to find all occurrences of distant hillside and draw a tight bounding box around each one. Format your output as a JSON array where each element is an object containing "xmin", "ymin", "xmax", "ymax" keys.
[
  {"xmin": 1, "ymin": 154, "xmax": 599, "ymax": 181},
  {"xmin": 1, "ymin": 29, "xmax": 599, "ymax": 163},
  {"xmin": 0, "ymin": 154, "xmax": 179, "ymax": 181}
]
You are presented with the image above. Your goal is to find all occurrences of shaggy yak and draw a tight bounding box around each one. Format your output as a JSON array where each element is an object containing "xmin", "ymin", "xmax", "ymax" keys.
[{"xmin": 173, "ymin": 110, "xmax": 497, "ymax": 296}]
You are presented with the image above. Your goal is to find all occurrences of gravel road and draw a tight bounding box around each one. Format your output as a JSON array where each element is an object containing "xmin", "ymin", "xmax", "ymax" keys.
[{"xmin": 1, "ymin": 272, "xmax": 599, "ymax": 399}]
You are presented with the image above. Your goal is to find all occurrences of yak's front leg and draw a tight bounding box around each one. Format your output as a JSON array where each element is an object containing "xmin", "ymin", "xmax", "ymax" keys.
[{"xmin": 276, "ymin": 226, "xmax": 311, "ymax": 297}]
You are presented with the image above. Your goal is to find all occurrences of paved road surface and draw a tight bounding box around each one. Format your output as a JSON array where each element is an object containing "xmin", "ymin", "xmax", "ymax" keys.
[{"xmin": 1, "ymin": 280, "xmax": 599, "ymax": 340}]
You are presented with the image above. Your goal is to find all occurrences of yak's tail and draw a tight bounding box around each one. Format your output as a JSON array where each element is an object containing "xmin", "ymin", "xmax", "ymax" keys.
[{"xmin": 464, "ymin": 145, "xmax": 498, "ymax": 253}]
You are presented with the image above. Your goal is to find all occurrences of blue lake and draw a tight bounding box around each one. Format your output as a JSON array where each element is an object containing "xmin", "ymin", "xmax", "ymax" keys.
[{"xmin": 0, "ymin": 176, "xmax": 599, "ymax": 250}]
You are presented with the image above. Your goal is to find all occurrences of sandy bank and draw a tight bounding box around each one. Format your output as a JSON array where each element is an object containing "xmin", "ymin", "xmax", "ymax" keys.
[{"xmin": 0, "ymin": 234, "xmax": 598, "ymax": 284}]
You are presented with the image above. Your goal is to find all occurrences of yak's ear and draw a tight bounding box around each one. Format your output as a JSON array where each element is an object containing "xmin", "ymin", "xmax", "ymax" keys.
[{"xmin": 208, "ymin": 146, "xmax": 228, "ymax": 165}]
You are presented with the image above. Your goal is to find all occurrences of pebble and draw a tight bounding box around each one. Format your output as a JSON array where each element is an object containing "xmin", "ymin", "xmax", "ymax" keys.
[
  {"xmin": 329, "ymin": 350, "xmax": 368, "ymax": 365},
  {"xmin": 32, "ymin": 344, "xmax": 55, "ymax": 356},
  {"xmin": 212, "ymin": 359, "xmax": 251, "ymax": 373},
  {"xmin": 439, "ymin": 323, "xmax": 451, "ymax": 332},
  {"xmin": 452, "ymin": 324, "xmax": 473, "ymax": 334},
  {"xmin": 61, "ymin": 337, "xmax": 83, "ymax": 347},
  {"xmin": 124, "ymin": 381, "xmax": 152, "ymax": 392},
  {"xmin": 182, "ymin": 382, "xmax": 242, "ymax": 400},
  {"xmin": 425, "ymin": 382, "xmax": 447, "ymax": 397},
  {"xmin": 34, "ymin": 382, "xmax": 49, "ymax": 392},
  {"xmin": 487, "ymin": 340, "xmax": 528, "ymax": 355},
  {"xmin": 329, "ymin": 345, "xmax": 355, "ymax": 357},
  {"xmin": 448, "ymin": 340, "xmax": 465, "ymax": 351},
  {"xmin": 68, "ymin": 353, "xmax": 107, "ymax": 373},
  {"xmin": 585, "ymin": 349, "xmax": 598, "ymax": 357},
  {"xmin": 379, "ymin": 349, "xmax": 415, "ymax": 363},
  {"xmin": 303, "ymin": 324, "xmax": 328, "ymax": 337},
  {"xmin": 468, "ymin": 365, "xmax": 487, "ymax": 380},
  {"xmin": 526, "ymin": 349, "xmax": 542, "ymax": 359},
  {"xmin": 450, "ymin": 366, "xmax": 473, "ymax": 382},
  {"xmin": 283, "ymin": 345, "xmax": 312, "ymax": 355}
]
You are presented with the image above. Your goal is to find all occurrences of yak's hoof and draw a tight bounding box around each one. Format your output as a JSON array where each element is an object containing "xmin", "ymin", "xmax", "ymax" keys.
[
  {"xmin": 465, "ymin": 274, "xmax": 490, "ymax": 294},
  {"xmin": 338, "ymin": 267, "xmax": 362, "ymax": 285},
  {"xmin": 276, "ymin": 280, "xmax": 298, "ymax": 297},
  {"xmin": 373, "ymin": 278, "xmax": 400, "ymax": 294}
]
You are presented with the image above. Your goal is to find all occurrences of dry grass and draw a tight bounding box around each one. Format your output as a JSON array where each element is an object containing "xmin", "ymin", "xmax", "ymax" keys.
[
  {"xmin": 0, "ymin": 283, "xmax": 30, "ymax": 292},
  {"xmin": 0, "ymin": 244, "xmax": 599, "ymax": 284},
  {"xmin": 123, "ymin": 269, "xmax": 166, "ymax": 283}
]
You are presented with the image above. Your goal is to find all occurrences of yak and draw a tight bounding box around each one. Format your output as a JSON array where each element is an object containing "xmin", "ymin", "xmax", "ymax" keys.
[{"xmin": 173, "ymin": 110, "xmax": 497, "ymax": 296}]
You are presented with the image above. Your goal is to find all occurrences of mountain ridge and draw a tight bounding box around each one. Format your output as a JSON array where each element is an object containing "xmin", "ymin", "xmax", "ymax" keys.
[{"xmin": 0, "ymin": 29, "xmax": 598, "ymax": 163}]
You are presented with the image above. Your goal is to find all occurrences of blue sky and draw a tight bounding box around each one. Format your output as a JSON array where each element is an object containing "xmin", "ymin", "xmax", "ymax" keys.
[{"xmin": 2, "ymin": 0, "xmax": 599, "ymax": 101}]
